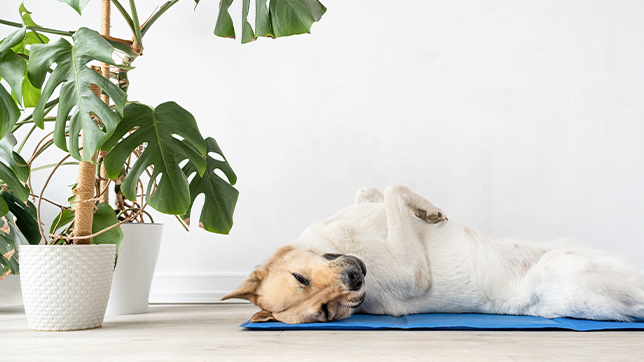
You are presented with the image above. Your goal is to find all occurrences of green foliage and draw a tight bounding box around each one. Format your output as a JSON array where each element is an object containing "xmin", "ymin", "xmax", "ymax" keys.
[
  {"xmin": 0, "ymin": 84, "xmax": 20, "ymax": 139},
  {"xmin": 0, "ymin": 137, "xmax": 31, "ymax": 218},
  {"xmin": 182, "ymin": 137, "xmax": 238, "ymax": 234},
  {"xmin": 57, "ymin": 0, "xmax": 92, "ymax": 15},
  {"xmin": 241, "ymin": 0, "xmax": 255, "ymax": 44},
  {"xmin": 0, "ymin": 7, "xmax": 50, "ymax": 113},
  {"xmin": 19, "ymin": 2, "xmax": 39, "ymax": 27},
  {"xmin": 28, "ymin": 27, "xmax": 127, "ymax": 162},
  {"xmin": 0, "ymin": 26, "xmax": 26, "ymax": 53},
  {"xmin": 14, "ymin": 32, "xmax": 49, "ymax": 108},
  {"xmin": 11, "ymin": 32, "xmax": 49, "ymax": 56},
  {"xmin": 0, "ymin": 214, "xmax": 23, "ymax": 275},
  {"xmin": 49, "ymin": 205, "xmax": 124, "ymax": 252},
  {"xmin": 102, "ymin": 102, "xmax": 207, "ymax": 216},
  {"xmin": 21, "ymin": 76, "xmax": 41, "ymax": 108},
  {"xmin": 214, "ymin": 0, "xmax": 236, "ymax": 38},
  {"xmin": 0, "ymin": 134, "xmax": 30, "ymax": 182},
  {"xmin": 0, "ymin": 41, "xmax": 26, "ymax": 107},
  {"xmin": 254, "ymin": 0, "xmax": 273, "ymax": 38},
  {"xmin": 0, "ymin": 191, "xmax": 40, "ymax": 245},
  {"xmin": 207, "ymin": 0, "xmax": 326, "ymax": 43},
  {"xmin": 270, "ymin": 0, "xmax": 326, "ymax": 37},
  {"xmin": 50, "ymin": 208, "xmax": 75, "ymax": 234},
  {"xmin": 91, "ymin": 203, "xmax": 124, "ymax": 252},
  {"xmin": 0, "ymin": 135, "xmax": 36, "ymax": 248}
]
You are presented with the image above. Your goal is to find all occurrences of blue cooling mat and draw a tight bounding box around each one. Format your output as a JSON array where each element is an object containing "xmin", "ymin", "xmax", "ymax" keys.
[{"xmin": 241, "ymin": 313, "xmax": 644, "ymax": 331}]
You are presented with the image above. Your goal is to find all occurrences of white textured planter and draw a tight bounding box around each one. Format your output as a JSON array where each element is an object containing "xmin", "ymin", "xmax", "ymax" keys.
[
  {"xmin": 106, "ymin": 223, "xmax": 163, "ymax": 315},
  {"xmin": 19, "ymin": 244, "xmax": 116, "ymax": 331}
]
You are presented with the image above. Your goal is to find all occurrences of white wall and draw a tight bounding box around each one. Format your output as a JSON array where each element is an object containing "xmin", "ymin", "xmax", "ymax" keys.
[{"xmin": 2, "ymin": 0, "xmax": 644, "ymax": 302}]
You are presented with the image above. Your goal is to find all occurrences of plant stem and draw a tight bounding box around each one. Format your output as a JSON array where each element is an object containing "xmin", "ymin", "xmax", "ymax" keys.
[
  {"xmin": 13, "ymin": 97, "xmax": 59, "ymax": 132},
  {"xmin": 54, "ymin": 203, "xmax": 149, "ymax": 242},
  {"xmin": 14, "ymin": 102, "xmax": 57, "ymax": 155},
  {"xmin": 36, "ymin": 154, "xmax": 73, "ymax": 243},
  {"xmin": 128, "ymin": 0, "xmax": 143, "ymax": 51},
  {"xmin": 111, "ymin": 0, "xmax": 135, "ymax": 35},
  {"xmin": 30, "ymin": 193, "xmax": 66, "ymax": 209},
  {"xmin": 174, "ymin": 214, "xmax": 189, "ymax": 231},
  {"xmin": 32, "ymin": 29, "xmax": 47, "ymax": 44},
  {"xmin": 29, "ymin": 140, "xmax": 54, "ymax": 166},
  {"xmin": 13, "ymin": 104, "xmax": 58, "ymax": 132},
  {"xmin": 17, "ymin": 125, "xmax": 37, "ymax": 154},
  {"xmin": 14, "ymin": 117, "xmax": 57, "ymax": 129},
  {"xmin": 141, "ymin": 0, "xmax": 180, "ymax": 37},
  {"xmin": 31, "ymin": 162, "xmax": 79, "ymax": 172},
  {"xmin": 0, "ymin": 19, "xmax": 74, "ymax": 37},
  {"xmin": 117, "ymin": 207, "xmax": 154, "ymax": 223}
]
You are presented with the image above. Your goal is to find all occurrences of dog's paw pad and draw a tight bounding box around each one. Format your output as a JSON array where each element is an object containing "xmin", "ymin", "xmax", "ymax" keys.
[{"xmin": 416, "ymin": 208, "xmax": 447, "ymax": 224}]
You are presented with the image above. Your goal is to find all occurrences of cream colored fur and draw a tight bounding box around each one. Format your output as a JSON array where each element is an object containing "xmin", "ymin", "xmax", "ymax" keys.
[{"xmin": 290, "ymin": 185, "xmax": 644, "ymax": 321}]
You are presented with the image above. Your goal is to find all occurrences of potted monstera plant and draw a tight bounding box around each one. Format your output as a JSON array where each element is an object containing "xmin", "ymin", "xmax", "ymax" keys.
[{"xmin": 0, "ymin": 0, "xmax": 326, "ymax": 330}]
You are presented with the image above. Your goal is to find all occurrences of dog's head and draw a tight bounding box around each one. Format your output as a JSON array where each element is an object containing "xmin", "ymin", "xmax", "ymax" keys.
[{"xmin": 222, "ymin": 246, "xmax": 367, "ymax": 324}]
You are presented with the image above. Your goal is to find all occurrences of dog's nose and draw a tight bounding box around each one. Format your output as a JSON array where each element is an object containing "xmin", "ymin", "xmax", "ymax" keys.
[{"xmin": 341, "ymin": 268, "xmax": 364, "ymax": 291}]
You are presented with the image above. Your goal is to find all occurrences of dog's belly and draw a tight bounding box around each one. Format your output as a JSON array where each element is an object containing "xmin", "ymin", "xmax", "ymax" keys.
[
  {"xmin": 356, "ymin": 221, "xmax": 550, "ymax": 316},
  {"xmin": 358, "ymin": 249, "xmax": 521, "ymax": 316}
]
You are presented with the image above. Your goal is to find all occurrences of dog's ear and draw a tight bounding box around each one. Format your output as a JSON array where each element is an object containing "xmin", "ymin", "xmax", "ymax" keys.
[
  {"xmin": 221, "ymin": 270, "xmax": 262, "ymax": 304},
  {"xmin": 251, "ymin": 310, "xmax": 277, "ymax": 323}
]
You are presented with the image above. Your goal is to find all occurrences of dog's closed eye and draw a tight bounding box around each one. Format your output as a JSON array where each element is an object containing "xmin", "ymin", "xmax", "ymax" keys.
[{"xmin": 291, "ymin": 273, "xmax": 310, "ymax": 286}]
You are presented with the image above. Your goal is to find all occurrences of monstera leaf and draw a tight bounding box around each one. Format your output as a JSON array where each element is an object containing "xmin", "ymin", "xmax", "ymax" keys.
[
  {"xmin": 28, "ymin": 27, "xmax": 127, "ymax": 162},
  {"xmin": 0, "ymin": 84, "xmax": 20, "ymax": 140},
  {"xmin": 51, "ymin": 207, "xmax": 76, "ymax": 235},
  {"xmin": 0, "ymin": 134, "xmax": 30, "ymax": 183},
  {"xmin": 182, "ymin": 137, "xmax": 238, "ymax": 234},
  {"xmin": 12, "ymin": 31, "xmax": 49, "ymax": 109},
  {"xmin": 91, "ymin": 203, "xmax": 124, "ymax": 251},
  {"xmin": 58, "ymin": 0, "xmax": 91, "ymax": 15},
  {"xmin": 0, "ymin": 191, "xmax": 40, "ymax": 245},
  {"xmin": 241, "ymin": 0, "xmax": 255, "ymax": 43},
  {"xmin": 0, "ymin": 26, "xmax": 26, "ymax": 53},
  {"xmin": 0, "ymin": 5, "xmax": 50, "ymax": 110},
  {"xmin": 207, "ymin": 0, "xmax": 326, "ymax": 43},
  {"xmin": 0, "ymin": 214, "xmax": 22, "ymax": 277},
  {"xmin": 0, "ymin": 38, "xmax": 27, "ymax": 107},
  {"xmin": 269, "ymin": 0, "xmax": 326, "ymax": 37},
  {"xmin": 102, "ymin": 102, "xmax": 207, "ymax": 215},
  {"xmin": 49, "ymin": 204, "xmax": 123, "ymax": 250},
  {"xmin": 214, "ymin": 0, "xmax": 235, "ymax": 38},
  {"xmin": 0, "ymin": 138, "xmax": 30, "ymax": 218},
  {"xmin": 0, "ymin": 4, "xmax": 51, "ymax": 113},
  {"xmin": 19, "ymin": 2, "xmax": 39, "ymax": 28}
]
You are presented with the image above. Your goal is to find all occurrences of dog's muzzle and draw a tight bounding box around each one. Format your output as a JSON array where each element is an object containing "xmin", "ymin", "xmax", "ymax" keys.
[{"xmin": 323, "ymin": 254, "xmax": 367, "ymax": 292}]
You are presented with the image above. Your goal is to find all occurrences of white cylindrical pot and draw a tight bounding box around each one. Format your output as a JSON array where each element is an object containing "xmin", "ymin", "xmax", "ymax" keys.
[
  {"xmin": 19, "ymin": 244, "xmax": 116, "ymax": 331},
  {"xmin": 106, "ymin": 223, "xmax": 163, "ymax": 315}
]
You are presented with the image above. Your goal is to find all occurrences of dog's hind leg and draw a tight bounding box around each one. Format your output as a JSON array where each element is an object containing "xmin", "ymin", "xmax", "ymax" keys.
[
  {"xmin": 381, "ymin": 185, "xmax": 447, "ymax": 297},
  {"xmin": 355, "ymin": 186, "xmax": 384, "ymax": 204},
  {"xmin": 384, "ymin": 185, "xmax": 447, "ymax": 224},
  {"xmin": 519, "ymin": 250, "xmax": 644, "ymax": 321}
]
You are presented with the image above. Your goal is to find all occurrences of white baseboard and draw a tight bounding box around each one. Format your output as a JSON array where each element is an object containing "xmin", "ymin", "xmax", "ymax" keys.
[
  {"xmin": 0, "ymin": 275, "xmax": 23, "ymax": 306},
  {"xmin": 149, "ymin": 272, "xmax": 251, "ymax": 304},
  {"xmin": 12, "ymin": 269, "xmax": 644, "ymax": 305}
]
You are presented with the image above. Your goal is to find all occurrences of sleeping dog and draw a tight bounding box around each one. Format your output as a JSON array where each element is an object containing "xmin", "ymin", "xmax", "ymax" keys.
[{"xmin": 223, "ymin": 185, "xmax": 644, "ymax": 324}]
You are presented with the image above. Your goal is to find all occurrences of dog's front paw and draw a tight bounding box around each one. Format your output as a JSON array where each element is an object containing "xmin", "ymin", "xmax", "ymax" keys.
[{"xmin": 414, "ymin": 207, "xmax": 447, "ymax": 224}]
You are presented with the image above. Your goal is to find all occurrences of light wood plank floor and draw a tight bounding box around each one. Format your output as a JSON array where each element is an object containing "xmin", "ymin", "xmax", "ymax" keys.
[{"xmin": 3, "ymin": 304, "xmax": 644, "ymax": 362}]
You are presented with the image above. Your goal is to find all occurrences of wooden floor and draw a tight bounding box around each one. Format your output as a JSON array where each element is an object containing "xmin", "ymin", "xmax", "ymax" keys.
[{"xmin": 3, "ymin": 304, "xmax": 644, "ymax": 361}]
